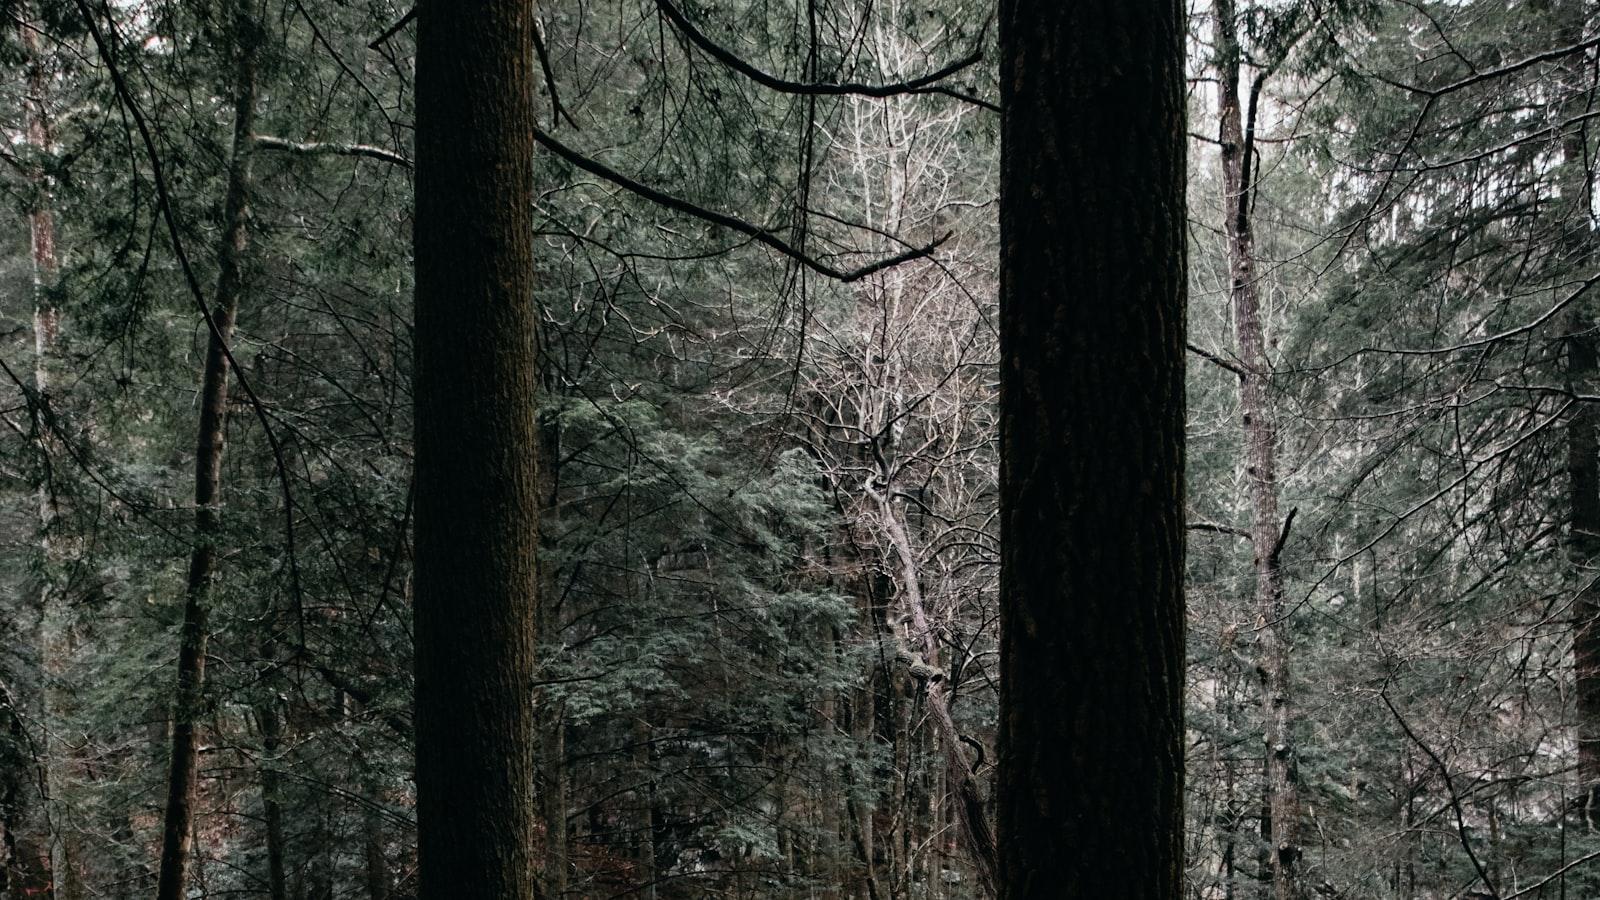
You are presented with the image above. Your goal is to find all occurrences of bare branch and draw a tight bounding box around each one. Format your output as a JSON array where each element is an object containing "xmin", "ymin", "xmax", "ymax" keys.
[
  {"xmin": 654, "ymin": 0, "xmax": 998, "ymax": 112},
  {"xmin": 254, "ymin": 135, "xmax": 412, "ymax": 168},
  {"xmin": 532, "ymin": 128, "xmax": 949, "ymax": 283}
]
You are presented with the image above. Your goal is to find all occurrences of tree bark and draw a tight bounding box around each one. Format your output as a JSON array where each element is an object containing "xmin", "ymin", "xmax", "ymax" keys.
[
  {"xmin": 995, "ymin": 0, "xmax": 1187, "ymax": 897},
  {"xmin": 3, "ymin": 12, "xmax": 60, "ymax": 899},
  {"xmin": 412, "ymin": 0, "xmax": 542, "ymax": 898},
  {"xmin": 258, "ymin": 703, "xmax": 289, "ymax": 900},
  {"xmin": 1212, "ymin": 2, "xmax": 1301, "ymax": 894},
  {"xmin": 1551, "ymin": 0, "xmax": 1600, "ymax": 830},
  {"xmin": 153, "ymin": 6, "xmax": 259, "ymax": 898}
]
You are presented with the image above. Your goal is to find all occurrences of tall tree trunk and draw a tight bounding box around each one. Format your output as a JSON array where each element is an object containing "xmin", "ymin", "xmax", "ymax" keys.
[
  {"xmin": 3, "ymin": 12, "xmax": 60, "ymax": 899},
  {"xmin": 1552, "ymin": 0, "xmax": 1600, "ymax": 830},
  {"xmin": 411, "ymin": 0, "xmax": 542, "ymax": 897},
  {"xmin": 995, "ymin": 0, "xmax": 1187, "ymax": 897},
  {"xmin": 153, "ymin": 5, "xmax": 259, "ymax": 898},
  {"xmin": 1213, "ymin": 2, "xmax": 1301, "ymax": 894}
]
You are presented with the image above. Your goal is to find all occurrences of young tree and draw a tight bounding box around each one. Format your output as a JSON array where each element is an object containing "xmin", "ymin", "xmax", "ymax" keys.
[
  {"xmin": 411, "ymin": 0, "xmax": 542, "ymax": 897},
  {"xmin": 1212, "ymin": 2, "xmax": 1302, "ymax": 895},
  {"xmin": 995, "ymin": 1, "xmax": 1187, "ymax": 897},
  {"xmin": 154, "ymin": 2, "xmax": 261, "ymax": 896}
]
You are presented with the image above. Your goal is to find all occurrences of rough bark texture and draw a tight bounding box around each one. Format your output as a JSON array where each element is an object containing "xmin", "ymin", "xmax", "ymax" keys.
[
  {"xmin": 1551, "ymin": 0, "xmax": 1600, "ymax": 830},
  {"xmin": 153, "ymin": 8, "xmax": 259, "ymax": 899},
  {"xmin": 411, "ymin": 0, "xmax": 542, "ymax": 897},
  {"xmin": 2, "ymin": 14, "xmax": 60, "ymax": 900},
  {"xmin": 995, "ymin": 1, "xmax": 1187, "ymax": 897},
  {"xmin": 1213, "ymin": 2, "xmax": 1301, "ymax": 894}
]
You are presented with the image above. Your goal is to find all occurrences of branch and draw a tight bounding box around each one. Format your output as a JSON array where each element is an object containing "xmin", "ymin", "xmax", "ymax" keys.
[
  {"xmin": 367, "ymin": 6, "xmax": 416, "ymax": 49},
  {"xmin": 1504, "ymin": 848, "xmax": 1600, "ymax": 899},
  {"xmin": 1270, "ymin": 507, "xmax": 1297, "ymax": 565},
  {"xmin": 533, "ymin": 128, "xmax": 949, "ymax": 282},
  {"xmin": 655, "ymin": 0, "xmax": 997, "ymax": 112},
  {"xmin": 1190, "ymin": 520, "xmax": 1251, "ymax": 540},
  {"xmin": 1381, "ymin": 691, "xmax": 1500, "ymax": 899},
  {"xmin": 1187, "ymin": 342, "xmax": 1248, "ymax": 377},
  {"xmin": 1382, "ymin": 35, "xmax": 1600, "ymax": 98},
  {"xmin": 254, "ymin": 135, "xmax": 411, "ymax": 168}
]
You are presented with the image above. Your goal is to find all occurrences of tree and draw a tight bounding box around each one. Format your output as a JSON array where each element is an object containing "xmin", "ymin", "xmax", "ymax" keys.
[
  {"xmin": 410, "ymin": 0, "xmax": 542, "ymax": 897},
  {"xmin": 153, "ymin": 1, "xmax": 261, "ymax": 895},
  {"xmin": 994, "ymin": 1, "xmax": 1187, "ymax": 898},
  {"xmin": 1211, "ymin": 2, "xmax": 1303, "ymax": 895}
]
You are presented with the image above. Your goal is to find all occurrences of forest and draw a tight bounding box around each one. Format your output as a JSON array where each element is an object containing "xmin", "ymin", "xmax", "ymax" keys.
[{"xmin": 2, "ymin": 0, "xmax": 1598, "ymax": 898}]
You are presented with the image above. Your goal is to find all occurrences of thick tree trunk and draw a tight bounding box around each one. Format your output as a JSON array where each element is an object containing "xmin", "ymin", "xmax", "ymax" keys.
[
  {"xmin": 153, "ymin": 7, "xmax": 259, "ymax": 899},
  {"xmin": 1213, "ymin": 2, "xmax": 1301, "ymax": 894},
  {"xmin": 1552, "ymin": 0, "xmax": 1600, "ymax": 830},
  {"xmin": 995, "ymin": 1, "xmax": 1187, "ymax": 897},
  {"xmin": 411, "ymin": 0, "xmax": 542, "ymax": 897}
]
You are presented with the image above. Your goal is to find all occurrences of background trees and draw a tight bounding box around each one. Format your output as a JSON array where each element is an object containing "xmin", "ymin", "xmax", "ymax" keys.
[{"xmin": 6, "ymin": 0, "xmax": 1600, "ymax": 898}]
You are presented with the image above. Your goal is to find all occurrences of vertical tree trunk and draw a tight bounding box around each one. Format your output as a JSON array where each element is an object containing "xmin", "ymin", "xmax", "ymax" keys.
[
  {"xmin": 1552, "ymin": 0, "xmax": 1600, "ymax": 830},
  {"xmin": 363, "ymin": 801, "xmax": 389, "ymax": 900},
  {"xmin": 1212, "ymin": 2, "xmax": 1301, "ymax": 894},
  {"xmin": 258, "ymin": 703, "xmax": 289, "ymax": 900},
  {"xmin": 995, "ymin": 0, "xmax": 1187, "ymax": 897},
  {"xmin": 411, "ymin": 0, "xmax": 541, "ymax": 897},
  {"xmin": 154, "ymin": 6, "xmax": 259, "ymax": 898},
  {"xmin": 3, "ymin": 12, "xmax": 60, "ymax": 899}
]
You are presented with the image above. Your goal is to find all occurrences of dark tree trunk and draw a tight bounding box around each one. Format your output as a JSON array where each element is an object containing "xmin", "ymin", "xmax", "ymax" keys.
[
  {"xmin": 1212, "ymin": 2, "xmax": 1301, "ymax": 895},
  {"xmin": 154, "ymin": 6, "xmax": 259, "ymax": 897},
  {"xmin": 995, "ymin": 1, "xmax": 1187, "ymax": 897},
  {"xmin": 258, "ymin": 703, "xmax": 289, "ymax": 900},
  {"xmin": 1552, "ymin": 0, "xmax": 1600, "ymax": 830},
  {"xmin": 411, "ymin": 0, "xmax": 542, "ymax": 898}
]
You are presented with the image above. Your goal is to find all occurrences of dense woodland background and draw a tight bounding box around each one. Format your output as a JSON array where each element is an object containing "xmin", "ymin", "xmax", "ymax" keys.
[{"xmin": 2, "ymin": 0, "xmax": 1598, "ymax": 897}]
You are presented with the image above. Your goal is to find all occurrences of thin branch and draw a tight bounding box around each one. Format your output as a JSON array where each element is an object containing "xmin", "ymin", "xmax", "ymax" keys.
[
  {"xmin": 1269, "ymin": 507, "xmax": 1297, "ymax": 565},
  {"xmin": 532, "ymin": 128, "xmax": 949, "ymax": 282},
  {"xmin": 1190, "ymin": 520, "xmax": 1251, "ymax": 540},
  {"xmin": 1381, "ymin": 35, "xmax": 1600, "ymax": 98},
  {"xmin": 1504, "ymin": 848, "xmax": 1600, "ymax": 899},
  {"xmin": 367, "ymin": 6, "xmax": 416, "ymax": 50},
  {"xmin": 532, "ymin": 17, "xmax": 575, "ymax": 129},
  {"xmin": 254, "ymin": 135, "xmax": 411, "ymax": 168},
  {"xmin": 1188, "ymin": 342, "xmax": 1248, "ymax": 377},
  {"xmin": 1381, "ymin": 691, "xmax": 1500, "ymax": 899},
  {"xmin": 655, "ymin": 0, "xmax": 997, "ymax": 112}
]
